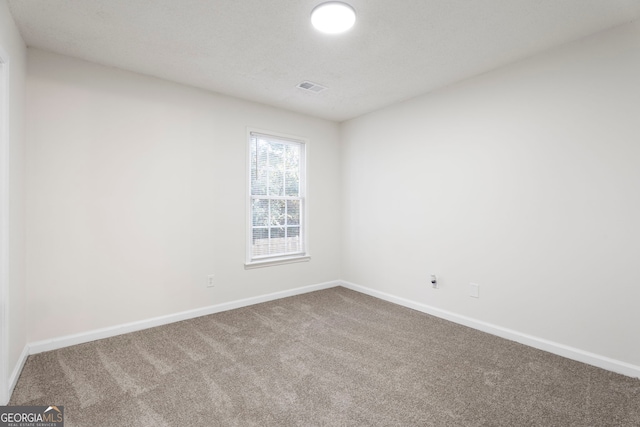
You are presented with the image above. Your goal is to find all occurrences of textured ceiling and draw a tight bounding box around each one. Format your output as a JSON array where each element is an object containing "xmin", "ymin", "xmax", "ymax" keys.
[{"xmin": 7, "ymin": 0, "xmax": 640, "ymax": 121}]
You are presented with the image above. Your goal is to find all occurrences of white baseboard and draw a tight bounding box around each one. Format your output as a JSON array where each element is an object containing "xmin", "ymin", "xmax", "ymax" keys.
[
  {"xmin": 3, "ymin": 344, "xmax": 29, "ymax": 405},
  {"xmin": 339, "ymin": 280, "xmax": 640, "ymax": 379},
  {"xmin": 29, "ymin": 280, "xmax": 340, "ymax": 355},
  {"xmin": 19, "ymin": 277, "xmax": 640, "ymax": 394}
]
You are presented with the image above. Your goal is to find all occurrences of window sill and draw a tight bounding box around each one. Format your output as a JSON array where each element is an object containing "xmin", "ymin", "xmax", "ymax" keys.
[{"xmin": 244, "ymin": 255, "xmax": 310, "ymax": 269}]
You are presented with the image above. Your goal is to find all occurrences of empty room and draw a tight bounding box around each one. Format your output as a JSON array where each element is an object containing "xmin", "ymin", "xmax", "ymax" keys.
[{"xmin": 1, "ymin": 0, "xmax": 639, "ymax": 425}]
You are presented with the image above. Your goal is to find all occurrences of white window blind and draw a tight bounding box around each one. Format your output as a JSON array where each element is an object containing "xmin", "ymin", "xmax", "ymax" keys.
[{"xmin": 248, "ymin": 131, "xmax": 307, "ymax": 264}]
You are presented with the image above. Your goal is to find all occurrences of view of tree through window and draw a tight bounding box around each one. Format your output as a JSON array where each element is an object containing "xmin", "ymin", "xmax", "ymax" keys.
[{"xmin": 249, "ymin": 133, "xmax": 305, "ymax": 260}]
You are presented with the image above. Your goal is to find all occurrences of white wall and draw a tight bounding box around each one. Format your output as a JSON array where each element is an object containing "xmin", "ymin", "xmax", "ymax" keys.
[
  {"xmin": 26, "ymin": 49, "xmax": 341, "ymax": 342},
  {"xmin": 341, "ymin": 21, "xmax": 640, "ymax": 368},
  {"xmin": 20, "ymin": 12, "xmax": 640, "ymax": 376},
  {"xmin": 0, "ymin": 0, "xmax": 26, "ymax": 403}
]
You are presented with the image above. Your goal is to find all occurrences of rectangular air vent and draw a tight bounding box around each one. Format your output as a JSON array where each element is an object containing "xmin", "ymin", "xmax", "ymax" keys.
[{"xmin": 297, "ymin": 81, "xmax": 327, "ymax": 93}]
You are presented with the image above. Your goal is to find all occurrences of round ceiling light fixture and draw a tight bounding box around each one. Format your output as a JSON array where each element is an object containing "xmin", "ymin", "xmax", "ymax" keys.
[{"xmin": 311, "ymin": 2, "xmax": 356, "ymax": 34}]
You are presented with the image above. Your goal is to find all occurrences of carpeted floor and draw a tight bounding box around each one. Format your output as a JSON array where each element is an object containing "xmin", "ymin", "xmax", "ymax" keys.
[{"xmin": 9, "ymin": 287, "xmax": 640, "ymax": 426}]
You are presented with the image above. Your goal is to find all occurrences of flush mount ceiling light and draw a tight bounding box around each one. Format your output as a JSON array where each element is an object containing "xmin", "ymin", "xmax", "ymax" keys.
[{"xmin": 311, "ymin": 2, "xmax": 356, "ymax": 34}]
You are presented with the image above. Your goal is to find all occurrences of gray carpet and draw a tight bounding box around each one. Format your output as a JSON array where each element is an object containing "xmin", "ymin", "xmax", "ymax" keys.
[{"xmin": 9, "ymin": 287, "xmax": 640, "ymax": 426}]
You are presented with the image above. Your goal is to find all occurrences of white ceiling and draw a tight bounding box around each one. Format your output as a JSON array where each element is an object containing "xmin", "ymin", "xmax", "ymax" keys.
[{"xmin": 7, "ymin": 0, "xmax": 640, "ymax": 122}]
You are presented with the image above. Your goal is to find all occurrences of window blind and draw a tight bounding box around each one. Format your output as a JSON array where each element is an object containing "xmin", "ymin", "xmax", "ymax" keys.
[{"xmin": 249, "ymin": 132, "xmax": 306, "ymax": 261}]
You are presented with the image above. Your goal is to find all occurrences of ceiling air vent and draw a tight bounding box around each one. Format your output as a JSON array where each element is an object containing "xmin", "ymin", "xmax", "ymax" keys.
[{"xmin": 297, "ymin": 81, "xmax": 327, "ymax": 93}]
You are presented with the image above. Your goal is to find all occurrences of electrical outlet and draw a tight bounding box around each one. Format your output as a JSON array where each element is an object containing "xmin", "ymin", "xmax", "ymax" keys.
[
  {"xmin": 469, "ymin": 283, "xmax": 479, "ymax": 298},
  {"xmin": 207, "ymin": 274, "xmax": 215, "ymax": 288}
]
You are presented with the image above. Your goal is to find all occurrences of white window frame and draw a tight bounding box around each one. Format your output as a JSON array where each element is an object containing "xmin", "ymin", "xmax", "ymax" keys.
[{"xmin": 245, "ymin": 128, "xmax": 310, "ymax": 269}]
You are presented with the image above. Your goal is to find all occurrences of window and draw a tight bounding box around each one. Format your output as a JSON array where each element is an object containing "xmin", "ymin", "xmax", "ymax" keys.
[{"xmin": 246, "ymin": 130, "xmax": 308, "ymax": 267}]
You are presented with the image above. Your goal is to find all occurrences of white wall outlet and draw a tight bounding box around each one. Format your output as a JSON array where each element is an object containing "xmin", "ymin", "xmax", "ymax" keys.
[
  {"xmin": 207, "ymin": 274, "xmax": 215, "ymax": 288},
  {"xmin": 470, "ymin": 282, "xmax": 479, "ymax": 298},
  {"xmin": 430, "ymin": 274, "xmax": 438, "ymax": 289}
]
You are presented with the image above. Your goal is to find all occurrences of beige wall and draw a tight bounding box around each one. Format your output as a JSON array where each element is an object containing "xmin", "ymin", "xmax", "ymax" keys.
[
  {"xmin": 0, "ymin": 0, "xmax": 26, "ymax": 403},
  {"xmin": 341, "ymin": 21, "xmax": 640, "ymax": 367},
  {"xmin": 26, "ymin": 49, "xmax": 341, "ymax": 342}
]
